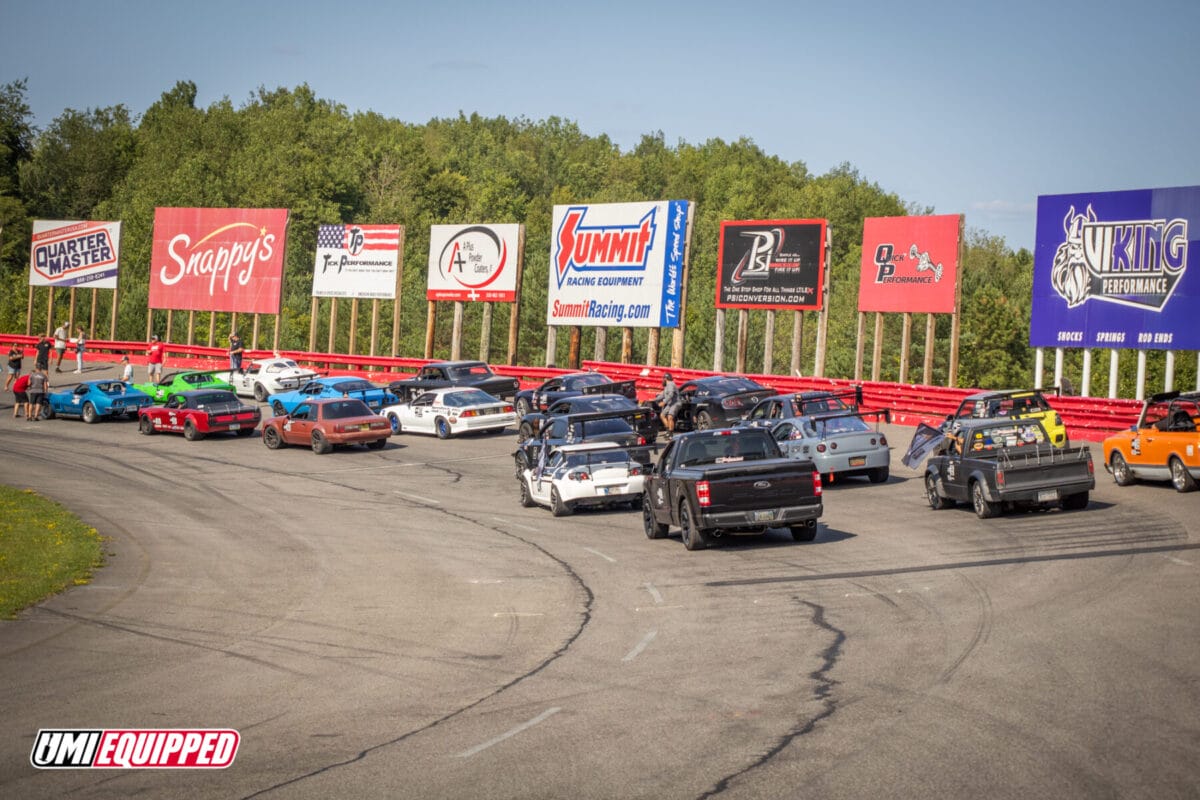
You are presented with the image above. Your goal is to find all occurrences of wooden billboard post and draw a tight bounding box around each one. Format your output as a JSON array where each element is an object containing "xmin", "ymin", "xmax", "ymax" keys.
[
  {"xmin": 391, "ymin": 227, "xmax": 406, "ymax": 359},
  {"xmin": 791, "ymin": 311, "xmax": 804, "ymax": 377},
  {"xmin": 505, "ymin": 227, "xmax": 523, "ymax": 365},
  {"xmin": 713, "ymin": 309, "xmax": 726, "ymax": 372},
  {"xmin": 812, "ymin": 227, "xmax": 832, "ymax": 378}
]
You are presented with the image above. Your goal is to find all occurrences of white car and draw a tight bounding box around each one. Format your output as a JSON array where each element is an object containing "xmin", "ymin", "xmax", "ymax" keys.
[
  {"xmin": 221, "ymin": 358, "xmax": 320, "ymax": 402},
  {"xmin": 518, "ymin": 441, "xmax": 646, "ymax": 516},
  {"xmin": 381, "ymin": 387, "xmax": 516, "ymax": 439}
]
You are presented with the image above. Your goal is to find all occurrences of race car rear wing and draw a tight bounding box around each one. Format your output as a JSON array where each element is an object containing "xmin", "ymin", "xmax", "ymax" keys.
[
  {"xmin": 580, "ymin": 379, "xmax": 637, "ymax": 399},
  {"xmin": 803, "ymin": 407, "xmax": 891, "ymax": 432},
  {"xmin": 793, "ymin": 385, "xmax": 864, "ymax": 413}
]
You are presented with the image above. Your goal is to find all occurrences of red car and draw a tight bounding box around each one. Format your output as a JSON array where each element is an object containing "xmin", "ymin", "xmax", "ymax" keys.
[
  {"xmin": 138, "ymin": 389, "xmax": 261, "ymax": 440},
  {"xmin": 261, "ymin": 397, "xmax": 391, "ymax": 454}
]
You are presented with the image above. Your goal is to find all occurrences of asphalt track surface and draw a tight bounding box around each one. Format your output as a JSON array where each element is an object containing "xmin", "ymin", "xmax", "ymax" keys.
[{"xmin": 2, "ymin": 362, "xmax": 1198, "ymax": 799}]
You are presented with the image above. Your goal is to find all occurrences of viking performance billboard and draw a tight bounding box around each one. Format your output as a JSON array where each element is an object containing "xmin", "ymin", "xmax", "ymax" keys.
[
  {"xmin": 715, "ymin": 219, "xmax": 826, "ymax": 309},
  {"xmin": 547, "ymin": 201, "xmax": 690, "ymax": 328},
  {"xmin": 858, "ymin": 215, "xmax": 960, "ymax": 313},
  {"xmin": 149, "ymin": 208, "xmax": 289, "ymax": 314},
  {"xmin": 428, "ymin": 224, "xmax": 521, "ymax": 302},
  {"xmin": 1031, "ymin": 186, "xmax": 1198, "ymax": 351},
  {"xmin": 313, "ymin": 223, "xmax": 401, "ymax": 299},
  {"xmin": 29, "ymin": 220, "xmax": 122, "ymax": 289}
]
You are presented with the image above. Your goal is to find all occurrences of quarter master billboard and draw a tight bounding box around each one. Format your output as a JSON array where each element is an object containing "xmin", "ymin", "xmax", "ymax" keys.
[
  {"xmin": 1031, "ymin": 186, "xmax": 1198, "ymax": 350},
  {"xmin": 547, "ymin": 201, "xmax": 691, "ymax": 328},
  {"xmin": 715, "ymin": 220, "xmax": 826, "ymax": 309},
  {"xmin": 858, "ymin": 215, "xmax": 960, "ymax": 313},
  {"xmin": 150, "ymin": 208, "xmax": 289, "ymax": 314},
  {"xmin": 29, "ymin": 220, "xmax": 122, "ymax": 289}
]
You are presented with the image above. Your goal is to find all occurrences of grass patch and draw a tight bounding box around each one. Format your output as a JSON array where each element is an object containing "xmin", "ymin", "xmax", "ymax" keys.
[{"xmin": 0, "ymin": 485, "xmax": 106, "ymax": 619}]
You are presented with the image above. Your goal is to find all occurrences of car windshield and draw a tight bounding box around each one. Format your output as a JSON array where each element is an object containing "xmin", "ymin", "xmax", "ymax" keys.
[
  {"xmin": 565, "ymin": 373, "xmax": 609, "ymax": 389},
  {"xmin": 332, "ymin": 380, "xmax": 375, "ymax": 394},
  {"xmin": 322, "ymin": 399, "xmax": 372, "ymax": 419},
  {"xmin": 448, "ymin": 364, "xmax": 492, "ymax": 379},
  {"xmin": 809, "ymin": 415, "xmax": 870, "ymax": 435},
  {"xmin": 97, "ymin": 382, "xmax": 125, "ymax": 394},
  {"xmin": 442, "ymin": 389, "xmax": 496, "ymax": 407}
]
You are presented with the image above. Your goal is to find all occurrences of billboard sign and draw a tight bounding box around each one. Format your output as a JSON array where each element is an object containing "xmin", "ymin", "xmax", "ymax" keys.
[
  {"xmin": 29, "ymin": 220, "xmax": 122, "ymax": 289},
  {"xmin": 149, "ymin": 208, "xmax": 289, "ymax": 313},
  {"xmin": 1031, "ymin": 186, "xmax": 1198, "ymax": 350},
  {"xmin": 313, "ymin": 223, "xmax": 401, "ymax": 299},
  {"xmin": 427, "ymin": 224, "xmax": 521, "ymax": 302},
  {"xmin": 715, "ymin": 220, "xmax": 826, "ymax": 309},
  {"xmin": 858, "ymin": 215, "xmax": 960, "ymax": 313},
  {"xmin": 547, "ymin": 200, "xmax": 690, "ymax": 328}
]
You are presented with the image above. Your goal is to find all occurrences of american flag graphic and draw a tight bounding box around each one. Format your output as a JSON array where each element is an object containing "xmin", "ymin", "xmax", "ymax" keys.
[{"xmin": 317, "ymin": 224, "xmax": 400, "ymax": 254}]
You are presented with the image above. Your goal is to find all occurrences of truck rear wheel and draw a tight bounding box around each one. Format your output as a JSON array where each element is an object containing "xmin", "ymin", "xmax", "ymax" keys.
[
  {"xmin": 971, "ymin": 480, "xmax": 999, "ymax": 519},
  {"xmin": 790, "ymin": 520, "xmax": 818, "ymax": 542},
  {"xmin": 679, "ymin": 501, "xmax": 709, "ymax": 550}
]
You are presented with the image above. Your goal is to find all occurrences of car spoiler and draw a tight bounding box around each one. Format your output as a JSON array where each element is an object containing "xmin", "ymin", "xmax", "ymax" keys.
[
  {"xmin": 794, "ymin": 385, "xmax": 864, "ymax": 410},
  {"xmin": 804, "ymin": 407, "xmax": 891, "ymax": 431},
  {"xmin": 562, "ymin": 406, "xmax": 656, "ymax": 432},
  {"xmin": 581, "ymin": 379, "xmax": 637, "ymax": 398}
]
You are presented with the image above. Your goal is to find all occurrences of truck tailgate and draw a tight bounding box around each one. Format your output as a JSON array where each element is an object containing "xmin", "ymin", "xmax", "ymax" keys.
[{"xmin": 702, "ymin": 461, "xmax": 817, "ymax": 512}]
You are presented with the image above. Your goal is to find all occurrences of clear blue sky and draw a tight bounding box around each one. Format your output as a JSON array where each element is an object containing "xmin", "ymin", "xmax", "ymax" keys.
[{"xmin": 4, "ymin": 0, "xmax": 1198, "ymax": 252}]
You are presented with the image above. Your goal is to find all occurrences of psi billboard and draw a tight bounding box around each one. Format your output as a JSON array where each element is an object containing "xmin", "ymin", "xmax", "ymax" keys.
[
  {"xmin": 858, "ymin": 215, "xmax": 960, "ymax": 313},
  {"xmin": 149, "ymin": 208, "xmax": 289, "ymax": 313},
  {"xmin": 29, "ymin": 220, "xmax": 122, "ymax": 289},
  {"xmin": 715, "ymin": 220, "xmax": 826, "ymax": 309},
  {"xmin": 547, "ymin": 201, "xmax": 690, "ymax": 328},
  {"xmin": 1031, "ymin": 186, "xmax": 1199, "ymax": 350},
  {"xmin": 428, "ymin": 224, "xmax": 521, "ymax": 302},
  {"xmin": 313, "ymin": 223, "xmax": 401, "ymax": 299}
]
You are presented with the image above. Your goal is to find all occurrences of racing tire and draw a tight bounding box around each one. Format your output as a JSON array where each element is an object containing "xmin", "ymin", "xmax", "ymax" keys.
[
  {"xmin": 39, "ymin": 405, "xmax": 54, "ymax": 420},
  {"xmin": 971, "ymin": 480, "xmax": 999, "ymax": 519},
  {"xmin": 82, "ymin": 402, "xmax": 97, "ymax": 424},
  {"xmin": 263, "ymin": 426, "xmax": 283, "ymax": 449},
  {"xmin": 550, "ymin": 486, "xmax": 573, "ymax": 517},
  {"xmin": 642, "ymin": 493, "xmax": 668, "ymax": 539},
  {"xmin": 139, "ymin": 416, "xmax": 155, "ymax": 435},
  {"xmin": 518, "ymin": 476, "xmax": 536, "ymax": 508},
  {"xmin": 1169, "ymin": 456, "xmax": 1197, "ymax": 492},
  {"xmin": 435, "ymin": 417, "xmax": 452, "ymax": 440},
  {"xmin": 516, "ymin": 421, "xmax": 534, "ymax": 444},
  {"xmin": 926, "ymin": 473, "xmax": 953, "ymax": 509},
  {"xmin": 367, "ymin": 437, "xmax": 387, "ymax": 450},
  {"xmin": 271, "ymin": 400, "xmax": 286, "ymax": 417},
  {"xmin": 183, "ymin": 420, "xmax": 203, "ymax": 441},
  {"xmin": 516, "ymin": 397, "xmax": 532, "ymax": 419},
  {"xmin": 311, "ymin": 430, "xmax": 332, "ymax": 455},
  {"xmin": 1109, "ymin": 452, "xmax": 1135, "ymax": 486},
  {"xmin": 1062, "ymin": 491, "xmax": 1089, "ymax": 510},
  {"xmin": 387, "ymin": 413, "xmax": 401, "ymax": 434},
  {"xmin": 695, "ymin": 410, "xmax": 714, "ymax": 431},
  {"xmin": 790, "ymin": 521, "xmax": 819, "ymax": 542},
  {"xmin": 867, "ymin": 466, "xmax": 889, "ymax": 484},
  {"xmin": 679, "ymin": 500, "xmax": 709, "ymax": 551},
  {"xmin": 253, "ymin": 383, "xmax": 269, "ymax": 402},
  {"xmin": 514, "ymin": 451, "xmax": 530, "ymax": 478}
]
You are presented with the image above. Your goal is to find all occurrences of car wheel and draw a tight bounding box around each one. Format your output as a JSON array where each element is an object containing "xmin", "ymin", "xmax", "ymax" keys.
[
  {"xmin": 435, "ymin": 417, "xmax": 452, "ymax": 439},
  {"xmin": 516, "ymin": 397, "xmax": 532, "ymax": 419},
  {"xmin": 271, "ymin": 400, "xmax": 286, "ymax": 417},
  {"xmin": 82, "ymin": 402, "xmax": 97, "ymax": 424},
  {"xmin": 519, "ymin": 476, "xmax": 536, "ymax": 508},
  {"xmin": 1062, "ymin": 491, "xmax": 1089, "ymax": 510},
  {"xmin": 367, "ymin": 437, "xmax": 387, "ymax": 450},
  {"xmin": 387, "ymin": 413, "xmax": 401, "ymax": 434},
  {"xmin": 40, "ymin": 404, "xmax": 55, "ymax": 420},
  {"xmin": 550, "ymin": 486, "xmax": 573, "ymax": 517},
  {"xmin": 183, "ymin": 420, "xmax": 203, "ymax": 441},
  {"xmin": 263, "ymin": 426, "xmax": 283, "ymax": 449},
  {"xmin": 695, "ymin": 410, "xmax": 713, "ymax": 431},
  {"xmin": 311, "ymin": 430, "xmax": 332, "ymax": 454},
  {"xmin": 516, "ymin": 421, "xmax": 533, "ymax": 444},
  {"xmin": 139, "ymin": 416, "xmax": 155, "ymax": 435},
  {"xmin": 1109, "ymin": 451, "xmax": 1135, "ymax": 486},
  {"xmin": 253, "ymin": 383, "xmax": 269, "ymax": 402},
  {"xmin": 642, "ymin": 493, "xmax": 668, "ymax": 539},
  {"xmin": 926, "ymin": 473, "xmax": 953, "ymax": 509},
  {"xmin": 679, "ymin": 500, "xmax": 709, "ymax": 550},
  {"xmin": 971, "ymin": 480, "xmax": 999, "ymax": 519},
  {"xmin": 790, "ymin": 521, "xmax": 819, "ymax": 542},
  {"xmin": 868, "ymin": 465, "xmax": 889, "ymax": 484},
  {"xmin": 1169, "ymin": 456, "xmax": 1197, "ymax": 492}
]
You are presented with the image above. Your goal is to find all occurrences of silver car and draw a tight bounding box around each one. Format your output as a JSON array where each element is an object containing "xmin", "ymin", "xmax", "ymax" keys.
[{"xmin": 768, "ymin": 411, "xmax": 891, "ymax": 483}]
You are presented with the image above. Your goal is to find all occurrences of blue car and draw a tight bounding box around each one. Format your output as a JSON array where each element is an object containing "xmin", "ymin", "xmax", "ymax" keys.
[
  {"xmin": 41, "ymin": 380, "xmax": 154, "ymax": 423},
  {"xmin": 268, "ymin": 377, "xmax": 396, "ymax": 416}
]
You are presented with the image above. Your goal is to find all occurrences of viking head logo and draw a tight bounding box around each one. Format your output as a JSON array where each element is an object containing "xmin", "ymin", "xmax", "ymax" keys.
[{"xmin": 1051, "ymin": 205, "xmax": 1094, "ymax": 307}]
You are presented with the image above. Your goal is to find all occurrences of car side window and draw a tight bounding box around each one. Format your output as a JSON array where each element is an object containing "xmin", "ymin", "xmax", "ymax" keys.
[
  {"xmin": 773, "ymin": 423, "xmax": 794, "ymax": 441},
  {"xmin": 165, "ymin": 396, "xmax": 179, "ymax": 409},
  {"xmin": 292, "ymin": 404, "xmax": 310, "ymax": 421}
]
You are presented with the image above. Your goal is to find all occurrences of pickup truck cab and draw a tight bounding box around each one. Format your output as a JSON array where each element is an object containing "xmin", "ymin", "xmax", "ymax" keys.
[
  {"xmin": 642, "ymin": 428, "xmax": 823, "ymax": 550},
  {"xmin": 925, "ymin": 418, "xmax": 1094, "ymax": 518}
]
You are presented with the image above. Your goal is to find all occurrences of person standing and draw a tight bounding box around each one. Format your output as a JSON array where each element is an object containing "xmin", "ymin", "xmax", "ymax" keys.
[
  {"xmin": 5, "ymin": 343, "xmax": 22, "ymax": 391},
  {"xmin": 74, "ymin": 328, "xmax": 86, "ymax": 373},
  {"xmin": 34, "ymin": 334, "xmax": 52, "ymax": 372},
  {"xmin": 27, "ymin": 368, "xmax": 49, "ymax": 421},
  {"xmin": 653, "ymin": 372, "xmax": 682, "ymax": 437},
  {"xmin": 228, "ymin": 331, "xmax": 244, "ymax": 375},
  {"xmin": 53, "ymin": 321, "xmax": 69, "ymax": 372},
  {"xmin": 147, "ymin": 335, "xmax": 164, "ymax": 384},
  {"xmin": 12, "ymin": 371, "xmax": 30, "ymax": 418},
  {"xmin": 120, "ymin": 355, "xmax": 134, "ymax": 383}
]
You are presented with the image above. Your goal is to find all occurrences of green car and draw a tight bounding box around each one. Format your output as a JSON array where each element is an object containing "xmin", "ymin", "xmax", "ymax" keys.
[{"xmin": 134, "ymin": 370, "xmax": 235, "ymax": 403}]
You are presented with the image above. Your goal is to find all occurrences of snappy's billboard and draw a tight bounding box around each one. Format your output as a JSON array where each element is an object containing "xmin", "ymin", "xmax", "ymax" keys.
[
  {"xmin": 29, "ymin": 220, "xmax": 122, "ymax": 289},
  {"xmin": 547, "ymin": 201, "xmax": 690, "ymax": 328},
  {"xmin": 149, "ymin": 208, "xmax": 288, "ymax": 313},
  {"xmin": 313, "ymin": 223, "xmax": 401, "ymax": 299},
  {"xmin": 715, "ymin": 220, "xmax": 826, "ymax": 309},
  {"xmin": 1031, "ymin": 186, "xmax": 1198, "ymax": 350},
  {"xmin": 428, "ymin": 224, "xmax": 521, "ymax": 302},
  {"xmin": 858, "ymin": 215, "xmax": 960, "ymax": 313}
]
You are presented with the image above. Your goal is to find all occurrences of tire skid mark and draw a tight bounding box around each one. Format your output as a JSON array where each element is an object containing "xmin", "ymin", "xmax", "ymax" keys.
[
  {"xmin": 698, "ymin": 598, "xmax": 845, "ymax": 799},
  {"xmin": 939, "ymin": 572, "xmax": 993, "ymax": 683}
]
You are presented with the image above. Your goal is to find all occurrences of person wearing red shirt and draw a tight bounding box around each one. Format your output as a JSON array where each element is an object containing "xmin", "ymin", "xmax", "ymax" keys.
[
  {"xmin": 11, "ymin": 371, "xmax": 30, "ymax": 419},
  {"xmin": 146, "ymin": 335, "xmax": 165, "ymax": 384}
]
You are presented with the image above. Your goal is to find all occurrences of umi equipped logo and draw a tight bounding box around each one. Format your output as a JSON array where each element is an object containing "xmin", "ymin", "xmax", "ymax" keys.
[
  {"xmin": 872, "ymin": 243, "xmax": 943, "ymax": 284},
  {"xmin": 731, "ymin": 228, "xmax": 803, "ymax": 285},
  {"xmin": 30, "ymin": 729, "xmax": 239, "ymax": 769},
  {"xmin": 1050, "ymin": 204, "xmax": 1188, "ymax": 310}
]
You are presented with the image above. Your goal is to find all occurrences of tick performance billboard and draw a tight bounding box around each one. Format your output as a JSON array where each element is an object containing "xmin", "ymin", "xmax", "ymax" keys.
[
  {"xmin": 547, "ymin": 201, "xmax": 690, "ymax": 328},
  {"xmin": 313, "ymin": 223, "xmax": 401, "ymax": 299},
  {"xmin": 715, "ymin": 220, "xmax": 826, "ymax": 309},
  {"xmin": 150, "ymin": 208, "xmax": 289, "ymax": 313},
  {"xmin": 858, "ymin": 215, "xmax": 960, "ymax": 313},
  {"xmin": 428, "ymin": 224, "xmax": 521, "ymax": 302},
  {"xmin": 29, "ymin": 220, "xmax": 122, "ymax": 289},
  {"xmin": 1031, "ymin": 186, "xmax": 1199, "ymax": 350}
]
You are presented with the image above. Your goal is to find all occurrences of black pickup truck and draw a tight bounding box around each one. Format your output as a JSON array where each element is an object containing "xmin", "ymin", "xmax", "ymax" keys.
[
  {"xmin": 923, "ymin": 418, "xmax": 1094, "ymax": 519},
  {"xmin": 387, "ymin": 360, "xmax": 519, "ymax": 402},
  {"xmin": 641, "ymin": 428, "xmax": 824, "ymax": 551}
]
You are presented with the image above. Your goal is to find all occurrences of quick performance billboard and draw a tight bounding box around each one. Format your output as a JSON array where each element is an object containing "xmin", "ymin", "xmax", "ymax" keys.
[
  {"xmin": 428, "ymin": 224, "xmax": 521, "ymax": 302},
  {"xmin": 547, "ymin": 201, "xmax": 690, "ymax": 328},
  {"xmin": 715, "ymin": 220, "xmax": 826, "ymax": 309},
  {"xmin": 1031, "ymin": 187, "xmax": 1199, "ymax": 350},
  {"xmin": 313, "ymin": 223, "xmax": 401, "ymax": 299},
  {"xmin": 149, "ymin": 208, "xmax": 289, "ymax": 314},
  {"xmin": 858, "ymin": 215, "xmax": 960, "ymax": 313},
  {"xmin": 29, "ymin": 220, "xmax": 122, "ymax": 289}
]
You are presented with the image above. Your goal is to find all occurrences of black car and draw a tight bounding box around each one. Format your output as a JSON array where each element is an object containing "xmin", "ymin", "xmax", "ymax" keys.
[
  {"xmin": 518, "ymin": 393, "xmax": 653, "ymax": 442},
  {"xmin": 513, "ymin": 409, "xmax": 655, "ymax": 477},
  {"xmin": 387, "ymin": 360, "xmax": 519, "ymax": 403},
  {"xmin": 657, "ymin": 375, "xmax": 776, "ymax": 432},
  {"xmin": 513, "ymin": 372, "xmax": 637, "ymax": 418}
]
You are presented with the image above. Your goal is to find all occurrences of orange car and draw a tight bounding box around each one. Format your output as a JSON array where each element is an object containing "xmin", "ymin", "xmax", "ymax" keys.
[
  {"xmin": 262, "ymin": 397, "xmax": 391, "ymax": 454},
  {"xmin": 1102, "ymin": 391, "xmax": 1199, "ymax": 492}
]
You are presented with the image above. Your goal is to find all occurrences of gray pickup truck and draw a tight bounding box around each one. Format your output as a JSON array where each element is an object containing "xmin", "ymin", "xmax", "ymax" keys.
[
  {"xmin": 924, "ymin": 418, "xmax": 1094, "ymax": 518},
  {"xmin": 641, "ymin": 428, "xmax": 823, "ymax": 550}
]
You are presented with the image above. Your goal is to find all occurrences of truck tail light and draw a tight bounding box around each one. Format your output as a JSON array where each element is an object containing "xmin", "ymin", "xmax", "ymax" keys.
[
  {"xmin": 996, "ymin": 469, "xmax": 1005, "ymax": 489},
  {"xmin": 1087, "ymin": 458, "xmax": 1094, "ymax": 475},
  {"xmin": 696, "ymin": 480, "xmax": 711, "ymax": 507},
  {"xmin": 813, "ymin": 472, "xmax": 822, "ymax": 496}
]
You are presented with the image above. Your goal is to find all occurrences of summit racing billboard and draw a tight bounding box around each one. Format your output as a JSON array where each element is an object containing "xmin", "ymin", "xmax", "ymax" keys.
[
  {"xmin": 547, "ymin": 200, "xmax": 691, "ymax": 328},
  {"xmin": 858, "ymin": 215, "xmax": 960, "ymax": 313},
  {"xmin": 29, "ymin": 220, "xmax": 122, "ymax": 289},
  {"xmin": 715, "ymin": 219, "xmax": 826, "ymax": 309},
  {"xmin": 1031, "ymin": 186, "xmax": 1199, "ymax": 350}
]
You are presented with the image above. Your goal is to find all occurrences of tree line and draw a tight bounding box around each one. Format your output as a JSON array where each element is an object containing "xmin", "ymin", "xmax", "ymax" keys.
[{"xmin": 0, "ymin": 79, "xmax": 1188, "ymax": 394}]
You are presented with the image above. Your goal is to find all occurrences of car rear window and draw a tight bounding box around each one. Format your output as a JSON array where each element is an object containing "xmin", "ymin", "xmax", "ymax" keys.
[{"xmin": 323, "ymin": 399, "xmax": 372, "ymax": 419}]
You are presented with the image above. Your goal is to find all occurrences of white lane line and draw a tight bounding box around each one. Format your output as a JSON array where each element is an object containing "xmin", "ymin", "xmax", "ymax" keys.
[
  {"xmin": 1164, "ymin": 555, "xmax": 1193, "ymax": 566},
  {"xmin": 583, "ymin": 547, "xmax": 616, "ymax": 563},
  {"xmin": 493, "ymin": 516, "xmax": 538, "ymax": 532},
  {"xmin": 622, "ymin": 630, "xmax": 658, "ymax": 663},
  {"xmin": 393, "ymin": 490, "xmax": 440, "ymax": 504},
  {"xmin": 456, "ymin": 707, "xmax": 562, "ymax": 758},
  {"xmin": 493, "ymin": 612, "xmax": 544, "ymax": 618},
  {"xmin": 644, "ymin": 583, "xmax": 664, "ymax": 604}
]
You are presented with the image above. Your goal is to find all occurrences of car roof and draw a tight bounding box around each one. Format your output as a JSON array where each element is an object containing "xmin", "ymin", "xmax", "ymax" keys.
[
  {"xmin": 962, "ymin": 389, "xmax": 1040, "ymax": 401},
  {"xmin": 427, "ymin": 360, "xmax": 488, "ymax": 368}
]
